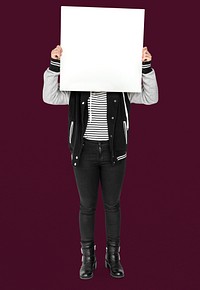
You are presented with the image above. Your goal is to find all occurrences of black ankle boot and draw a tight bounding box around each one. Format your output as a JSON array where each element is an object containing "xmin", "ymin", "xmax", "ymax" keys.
[
  {"xmin": 105, "ymin": 241, "xmax": 124, "ymax": 278},
  {"xmin": 80, "ymin": 241, "xmax": 97, "ymax": 279}
]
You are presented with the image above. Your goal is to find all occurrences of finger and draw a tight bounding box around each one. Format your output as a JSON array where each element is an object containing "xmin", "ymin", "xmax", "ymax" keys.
[
  {"xmin": 143, "ymin": 57, "xmax": 151, "ymax": 62},
  {"xmin": 146, "ymin": 54, "xmax": 152, "ymax": 60},
  {"xmin": 53, "ymin": 49, "xmax": 61, "ymax": 56},
  {"xmin": 56, "ymin": 48, "xmax": 62, "ymax": 55},
  {"xmin": 51, "ymin": 53, "xmax": 60, "ymax": 59},
  {"xmin": 142, "ymin": 54, "xmax": 152, "ymax": 61},
  {"xmin": 145, "ymin": 51, "xmax": 151, "ymax": 57},
  {"xmin": 54, "ymin": 47, "xmax": 62, "ymax": 52}
]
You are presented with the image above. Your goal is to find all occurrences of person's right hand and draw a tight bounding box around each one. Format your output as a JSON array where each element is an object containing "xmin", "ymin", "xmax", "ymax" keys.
[{"xmin": 51, "ymin": 45, "xmax": 63, "ymax": 60}]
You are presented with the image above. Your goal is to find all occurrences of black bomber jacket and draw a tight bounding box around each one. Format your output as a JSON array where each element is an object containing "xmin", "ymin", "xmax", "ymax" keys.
[{"xmin": 43, "ymin": 58, "xmax": 158, "ymax": 167}]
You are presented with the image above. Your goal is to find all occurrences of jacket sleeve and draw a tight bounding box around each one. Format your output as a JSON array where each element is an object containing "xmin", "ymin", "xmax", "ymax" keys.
[
  {"xmin": 42, "ymin": 68, "xmax": 71, "ymax": 105},
  {"xmin": 127, "ymin": 69, "xmax": 159, "ymax": 105}
]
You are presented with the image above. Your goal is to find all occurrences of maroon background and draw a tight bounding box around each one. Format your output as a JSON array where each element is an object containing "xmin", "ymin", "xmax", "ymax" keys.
[{"xmin": 1, "ymin": 0, "xmax": 200, "ymax": 289}]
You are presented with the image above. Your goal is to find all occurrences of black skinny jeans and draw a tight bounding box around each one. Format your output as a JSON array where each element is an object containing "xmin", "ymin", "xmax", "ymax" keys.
[{"xmin": 73, "ymin": 138, "xmax": 126, "ymax": 244}]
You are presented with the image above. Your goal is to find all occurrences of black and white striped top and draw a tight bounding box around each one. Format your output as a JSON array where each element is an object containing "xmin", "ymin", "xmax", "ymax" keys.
[{"xmin": 83, "ymin": 91, "xmax": 109, "ymax": 141}]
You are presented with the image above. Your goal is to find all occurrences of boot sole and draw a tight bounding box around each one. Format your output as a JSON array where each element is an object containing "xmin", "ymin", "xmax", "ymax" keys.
[
  {"xmin": 105, "ymin": 260, "xmax": 125, "ymax": 278},
  {"xmin": 80, "ymin": 274, "xmax": 93, "ymax": 280}
]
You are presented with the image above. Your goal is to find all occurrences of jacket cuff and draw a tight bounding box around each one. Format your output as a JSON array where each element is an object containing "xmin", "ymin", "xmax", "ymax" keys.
[
  {"xmin": 142, "ymin": 61, "xmax": 152, "ymax": 74},
  {"xmin": 49, "ymin": 58, "xmax": 60, "ymax": 72}
]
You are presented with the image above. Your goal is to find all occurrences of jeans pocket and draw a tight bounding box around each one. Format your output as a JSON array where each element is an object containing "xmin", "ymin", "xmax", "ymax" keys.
[{"xmin": 81, "ymin": 141, "xmax": 98, "ymax": 162}]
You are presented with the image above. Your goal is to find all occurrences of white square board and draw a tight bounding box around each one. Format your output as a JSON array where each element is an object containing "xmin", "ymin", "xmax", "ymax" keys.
[{"xmin": 60, "ymin": 6, "xmax": 145, "ymax": 92}]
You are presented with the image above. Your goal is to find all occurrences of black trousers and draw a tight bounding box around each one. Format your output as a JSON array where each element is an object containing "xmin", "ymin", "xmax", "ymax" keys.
[{"xmin": 73, "ymin": 138, "xmax": 126, "ymax": 244}]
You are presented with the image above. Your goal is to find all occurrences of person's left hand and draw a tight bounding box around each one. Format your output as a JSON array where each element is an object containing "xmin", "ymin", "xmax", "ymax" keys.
[{"xmin": 142, "ymin": 47, "xmax": 152, "ymax": 62}]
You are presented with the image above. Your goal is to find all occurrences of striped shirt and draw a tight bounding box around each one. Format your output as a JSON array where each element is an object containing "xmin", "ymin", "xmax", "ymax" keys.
[{"xmin": 83, "ymin": 91, "xmax": 109, "ymax": 140}]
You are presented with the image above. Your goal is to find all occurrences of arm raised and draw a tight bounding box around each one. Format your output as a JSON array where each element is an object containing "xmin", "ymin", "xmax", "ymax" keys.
[
  {"xmin": 42, "ymin": 45, "xmax": 70, "ymax": 105},
  {"xmin": 127, "ymin": 47, "xmax": 158, "ymax": 105}
]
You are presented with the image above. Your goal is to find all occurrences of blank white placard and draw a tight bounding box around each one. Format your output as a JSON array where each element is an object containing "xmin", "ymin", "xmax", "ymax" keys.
[{"xmin": 60, "ymin": 6, "xmax": 145, "ymax": 92}]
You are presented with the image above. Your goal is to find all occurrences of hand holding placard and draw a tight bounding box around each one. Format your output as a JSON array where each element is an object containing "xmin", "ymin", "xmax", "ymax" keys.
[
  {"xmin": 51, "ymin": 45, "xmax": 63, "ymax": 60},
  {"xmin": 142, "ymin": 47, "xmax": 152, "ymax": 62}
]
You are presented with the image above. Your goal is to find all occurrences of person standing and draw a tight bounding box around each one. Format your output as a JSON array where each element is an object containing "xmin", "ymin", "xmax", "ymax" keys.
[{"xmin": 42, "ymin": 45, "xmax": 158, "ymax": 279}]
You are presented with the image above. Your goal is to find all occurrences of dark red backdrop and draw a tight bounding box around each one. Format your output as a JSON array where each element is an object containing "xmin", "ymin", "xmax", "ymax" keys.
[{"xmin": 1, "ymin": 0, "xmax": 199, "ymax": 289}]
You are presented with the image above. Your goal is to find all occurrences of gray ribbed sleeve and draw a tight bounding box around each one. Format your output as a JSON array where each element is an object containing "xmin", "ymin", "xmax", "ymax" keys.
[
  {"xmin": 127, "ymin": 69, "xmax": 158, "ymax": 104},
  {"xmin": 42, "ymin": 69, "xmax": 71, "ymax": 105}
]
